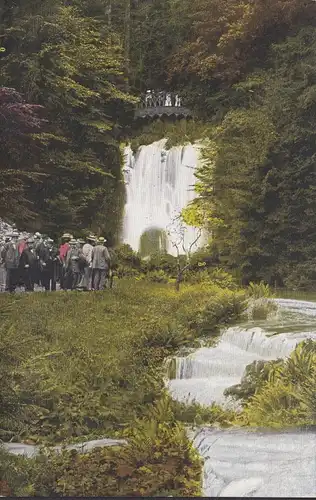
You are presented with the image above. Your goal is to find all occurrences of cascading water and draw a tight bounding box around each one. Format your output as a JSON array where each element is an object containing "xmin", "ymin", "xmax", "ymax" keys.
[
  {"xmin": 168, "ymin": 302, "xmax": 316, "ymax": 408},
  {"xmin": 168, "ymin": 298, "xmax": 316, "ymax": 497},
  {"xmin": 122, "ymin": 139, "xmax": 202, "ymax": 256}
]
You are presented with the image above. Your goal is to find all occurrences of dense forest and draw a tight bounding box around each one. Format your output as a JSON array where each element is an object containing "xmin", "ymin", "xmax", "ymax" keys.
[{"xmin": 1, "ymin": 0, "xmax": 316, "ymax": 285}]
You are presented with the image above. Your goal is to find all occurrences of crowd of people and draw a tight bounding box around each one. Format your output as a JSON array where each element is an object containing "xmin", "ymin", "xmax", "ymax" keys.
[
  {"xmin": 0, "ymin": 229, "xmax": 111, "ymax": 293},
  {"xmin": 141, "ymin": 90, "xmax": 183, "ymax": 108}
]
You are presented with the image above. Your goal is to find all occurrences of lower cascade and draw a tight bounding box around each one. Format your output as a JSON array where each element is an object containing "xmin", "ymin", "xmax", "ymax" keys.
[
  {"xmin": 168, "ymin": 298, "xmax": 316, "ymax": 497},
  {"xmin": 122, "ymin": 139, "xmax": 202, "ymax": 256}
]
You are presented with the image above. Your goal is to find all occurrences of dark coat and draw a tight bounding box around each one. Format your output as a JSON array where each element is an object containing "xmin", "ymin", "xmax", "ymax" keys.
[{"xmin": 19, "ymin": 248, "xmax": 40, "ymax": 283}]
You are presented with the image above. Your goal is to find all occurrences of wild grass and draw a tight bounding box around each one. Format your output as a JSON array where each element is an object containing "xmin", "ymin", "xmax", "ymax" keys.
[
  {"xmin": 0, "ymin": 279, "xmax": 247, "ymax": 496},
  {"xmin": 0, "ymin": 279, "xmax": 246, "ymax": 444}
]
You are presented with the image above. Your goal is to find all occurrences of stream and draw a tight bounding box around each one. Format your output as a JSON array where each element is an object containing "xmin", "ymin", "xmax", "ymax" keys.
[{"xmin": 168, "ymin": 297, "xmax": 316, "ymax": 497}]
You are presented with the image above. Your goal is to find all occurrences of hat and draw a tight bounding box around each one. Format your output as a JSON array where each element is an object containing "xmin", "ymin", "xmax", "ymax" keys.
[
  {"xmin": 34, "ymin": 232, "xmax": 41, "ymax": 237},
  {"xmin": 47, "ymin": 238, "xmax": 54, "ymax": 243},
  {"xmin": 87, "ymin": 234, "xmax": 96, "ymax": 241},
  {"xmin": 78, "ymin": 239, "xmax": 85, "ymax": 244},
  {"xmin": 69, "ymin": 239, "xmax": 77, "ymax": 244},
  {"xmin": 27, "ymin": 238, "xmax": 34, "ymax": 244},
  {"xmin": 62, "ymin": 233, "xmax": 72, "ymax": 239},
  {"xmin": 98, "ymin": 237, "xmax": 106, "ymax": 243}
]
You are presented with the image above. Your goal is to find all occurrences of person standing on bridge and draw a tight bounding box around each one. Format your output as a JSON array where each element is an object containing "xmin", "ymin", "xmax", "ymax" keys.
[
  {"xmin": 158, "ymin": 91, "xmax": 164, "ymax": 107},
  {"xmin": 175, "ymin": 94, "xmax": 182, "ymax": 107},
  {"xmin": 145, "ymin": 90, "xmax": 153, "ymax": 107},
  {"xmin": 165, "ymin": 92, "xmax": 172, "ymax": 106}
]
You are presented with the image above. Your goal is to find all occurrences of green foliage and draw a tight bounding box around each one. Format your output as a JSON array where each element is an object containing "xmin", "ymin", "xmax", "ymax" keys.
[
  {"xmin": 129, "ymin": 119, "xmax": 211, "ymax": 152},
  {"xmin": 248, "ymin": 281, "xmax": 273, "ymax": 299},
  {"xmin": 185, "ymin": 267, "xmax": 238, "ymax": 290},
  {"xmin": 186, "ymin": 26, "xmax": 316, "ymax": 287},
  {"xmin": 0, "ymin": 1, "xmax": 135, "ymax": 237},
  {"xmin": 246, "ymin": 282, "xmax": 277, "ymax": 320},
  {"xmin": 171, "ymin": 400, "xmax": 236, "ymax": 427},
  {"xmin": 0, "ymin": 397, "xmax": 202, "ymax": 497},
  {"xmin": 247, "ymin": 298, "xmax": 278, "ymax": 321},
  {"xmin": 224, "ymin": 359, "xmax": 283, "ymax": 404},
  {"xmin": 0, "ymin": 279, "xmax": 245, "ymax": 444},
  {"xmin": 239, "ymin": 340, "xmax": 316, "ymax": 427},
  {"xmin": 0, "ymin": 448, "xmax": 35, "ymax": 496}
]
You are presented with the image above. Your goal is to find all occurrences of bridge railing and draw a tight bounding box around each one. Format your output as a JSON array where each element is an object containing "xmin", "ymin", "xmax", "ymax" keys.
[{"xmin": 137, "ymin": 91, "xmax": 184, "ymax": 109}]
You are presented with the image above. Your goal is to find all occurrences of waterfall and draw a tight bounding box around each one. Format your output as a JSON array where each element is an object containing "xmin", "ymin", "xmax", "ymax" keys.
[
  {"xmin": 122, "ymin": 139, "xmax": 202, "ymax": 256},
  {"xmin": 168, "ymin": 300, "xmax": 316, "ymax": 407}
]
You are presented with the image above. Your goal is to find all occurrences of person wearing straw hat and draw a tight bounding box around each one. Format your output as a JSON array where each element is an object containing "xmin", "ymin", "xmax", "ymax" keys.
[
  {"xmin": 59, "ymin": 233, "xmax": 72, "ymax": 290},
  {"xmin": 76, "ymin": 239, "xmax": 88, "ymax": 290},
  {"xmin": 82, "ymin": 235, "xmax": 96, "ymax": 291},
  {"xmin": 91, "ymin": 236, "xmax": 111, "ymax": 291},
  {"xmin": 65, "ymin": 238, "xmax": 87, "ymax": 290}
]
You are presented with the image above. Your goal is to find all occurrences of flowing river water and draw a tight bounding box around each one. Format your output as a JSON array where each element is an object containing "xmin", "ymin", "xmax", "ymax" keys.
[{"xmin": 168, "ymin": 297, "xmax": 316, "ymax": 497}]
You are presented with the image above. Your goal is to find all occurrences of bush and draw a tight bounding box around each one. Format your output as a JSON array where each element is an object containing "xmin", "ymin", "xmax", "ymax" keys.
[
  {"xmin": 247, "ymin": 281, "xmax": 274, "ymax": 299},
  {"xmin": 171, "ymin": 399, "xmax": 236, "ymax": 427},
  {"xmin": 185, "ymin": 267, "xmax": 238, "ymax": 290},
  {"xmin": 239, "ymin": 340, "xmax": 316, "ymax": 428},
  {"xmin": 247, "ymin": 298, "xmax": 278, "ymax": 320},
  {"xmin": 177, "ymin": 286, "xmax": 247, "ymax": 338},
  {"xmin": 224, "ymin": 359, "xmax": 283, "ymax": 404}
]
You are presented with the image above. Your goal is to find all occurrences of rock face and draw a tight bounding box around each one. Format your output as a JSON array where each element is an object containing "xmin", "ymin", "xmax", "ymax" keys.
[
  {"xmin": 192, "ymin": 427, "xmax": 316, "ymax": 497},
  {"xmin": 3, "ymin": 438, "xmax": 128, "ymax": 459}
]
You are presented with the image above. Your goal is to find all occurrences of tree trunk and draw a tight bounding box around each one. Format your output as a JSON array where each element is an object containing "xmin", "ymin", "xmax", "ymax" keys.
[{"xmin": 175, "ymin": 272, "xmax": 182, "ymax": 292}]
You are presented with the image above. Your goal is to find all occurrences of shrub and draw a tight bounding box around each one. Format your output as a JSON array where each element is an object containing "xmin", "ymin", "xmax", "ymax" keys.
[
  {"xmin": 247, "ymin": 281, "xmax": 274, "ymax": 299},
  {"xmin": 171, "ymin": 399, "xmax": 236, "ymax": 427},
  {"xmin": 239, "ymin": 340, "xmax": 316, "ymax": 427},
  {"xmin": 247, "ymin": 298, "xmax": 278, "ymax": 320},
  {"xmin": 177, "ymin": 286, "xmax": 247, "ymax": 338},
  {"xmin": 185, "ymin": 267, "xmax": 238, "ymax": 290},
  {"xmin": 224, "ymin": 359, "xmax": 283, "ymax": 404}
]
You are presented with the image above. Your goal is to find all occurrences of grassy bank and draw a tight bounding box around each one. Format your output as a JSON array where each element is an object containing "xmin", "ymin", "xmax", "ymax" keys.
[{"xmin": 0, "ymin": 279, "xmax": 246, "ymax": 496}]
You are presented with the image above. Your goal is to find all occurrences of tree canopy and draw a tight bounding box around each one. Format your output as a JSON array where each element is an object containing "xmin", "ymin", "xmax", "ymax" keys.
[{"xmin": 1, "ymin": 0, "xmax": 316, "ymax": 286}]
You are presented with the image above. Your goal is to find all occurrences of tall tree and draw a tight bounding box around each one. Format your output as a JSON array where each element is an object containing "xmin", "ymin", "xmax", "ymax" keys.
[
  {"xmin": 0, "ymin": 1, "xmax": 136, "ymax": 239},
  {"xmin": 194, "ymin": 26, "xmax": 316, "ymax": 287}
]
